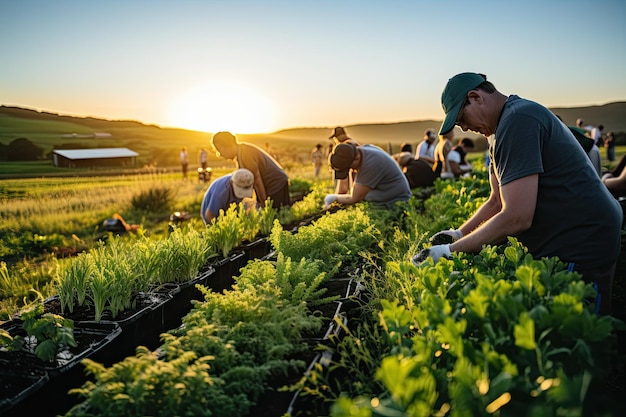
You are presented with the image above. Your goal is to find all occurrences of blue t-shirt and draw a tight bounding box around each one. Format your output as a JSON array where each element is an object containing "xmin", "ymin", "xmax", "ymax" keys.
[
  {"xmin": 200, "ymin": 175, "xmax": 240, "ymax": 224},
  {"xmin": 490, "ymin": 95, "xmax": 622, "ymax": 269}
]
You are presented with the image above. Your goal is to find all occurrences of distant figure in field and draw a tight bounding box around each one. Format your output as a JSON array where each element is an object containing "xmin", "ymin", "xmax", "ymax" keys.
[
  {"xmin": 211, "ymin": 131, "xmax": 290, "ymax": 208},
  {"xmin": 328, "ymin": 126, "xmax": 360, "ymax": 146},
  {"xmin": 200, "ymin": 168, "xmax": 256, "ymax": 224},
  {"xmin": 311, "ymin": 144, "xmax": 325, "ymax": 177},
  {"xmin": 180, "ymin": 147, "xmax": 189, "ymax": 179},
  {"xmin": 415, "ymin": 129, "xmax": 437, "ymax": 167},
  {"xmin": 328, "ymin": 126, "xmax": 359, "ymax": 192},
  {"xmin": 198, "ymin": 147, "xmax": 208, "ymax": 170},
  {"xmin": 604, "ymin": 131, "xmax": 616, "ymax": 162},
  {"xmin": 591, "ymin": 124, "xmax": 604, "ymax": 146}
]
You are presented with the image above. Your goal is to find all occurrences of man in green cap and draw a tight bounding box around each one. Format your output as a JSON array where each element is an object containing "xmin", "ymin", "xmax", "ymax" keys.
[{"xmin": 412, "ymin": 72, "xmax": 622, "ymax": 315}]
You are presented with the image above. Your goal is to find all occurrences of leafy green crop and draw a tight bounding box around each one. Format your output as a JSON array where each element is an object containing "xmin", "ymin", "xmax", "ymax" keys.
[
  {"xmin": 332, "ymin": 238, "xmax": 625, "ymax": 416},
  {"xmin": 270, "ymin": 205, "xmax": 381, "ymax": 273},
  {"xmin": 18, "ymin": 303, "xmax": 77, "ymax": 362}
]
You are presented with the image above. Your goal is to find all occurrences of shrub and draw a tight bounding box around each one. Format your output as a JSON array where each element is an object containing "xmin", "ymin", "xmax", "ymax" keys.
[{"xmin": 130, "ymin": 185, "xmax": 174, "ymax": 212}]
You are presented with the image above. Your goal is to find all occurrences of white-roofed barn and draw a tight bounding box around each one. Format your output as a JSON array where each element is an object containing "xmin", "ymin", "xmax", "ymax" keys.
[{"xmin": 52, "ymin": 148, "xmax": 139, "ymax": 168}]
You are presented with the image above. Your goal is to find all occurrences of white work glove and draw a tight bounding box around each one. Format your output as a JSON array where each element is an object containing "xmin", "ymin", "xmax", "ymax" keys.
[
  {"xmin": 411, "ymin": 244, "xmax": 451, "ymax": 266},
  {"xmin": 430, "ymin": 229, "xmax": 463, "ymax": 245},
  {"xmin": 324, "ymin": 194, "xmax": 338, "ymax": 209}
]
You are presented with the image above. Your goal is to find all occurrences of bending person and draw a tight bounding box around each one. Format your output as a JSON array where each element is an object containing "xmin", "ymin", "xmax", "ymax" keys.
[
  {"xmin": 325, "ymin": 143, "xmax": 411, "ymax": 209},
  {"xmin": 211, "ymin": 131, "xmax": 290, "ymax": 208},
  {"xmin": 201, "ymin": 168, "xmax": 256, "ymax": 224},
  {"xmin": 412, "ymin": 72, "xmax": 622, "ymax": 315}
]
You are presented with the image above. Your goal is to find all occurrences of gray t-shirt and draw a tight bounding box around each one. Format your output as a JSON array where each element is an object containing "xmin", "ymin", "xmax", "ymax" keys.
[
  {"xmin": 355, "ymin": 144, "xmax": 412, "ymax": 205},
  {"xmin": 490, "ymin": 95, "xmax": 622, "ymax": 269}
]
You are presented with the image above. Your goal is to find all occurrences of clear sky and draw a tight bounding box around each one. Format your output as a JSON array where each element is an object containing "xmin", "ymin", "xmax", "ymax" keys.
[{"xmin": 1, "ymin": 0, "xmax": 625, "ymax": 134}]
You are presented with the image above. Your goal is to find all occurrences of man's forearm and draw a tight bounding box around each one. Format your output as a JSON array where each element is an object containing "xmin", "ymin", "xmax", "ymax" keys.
[{"xmin": 458, "ymin": 198, "xmax": 501, "ymax": 237}]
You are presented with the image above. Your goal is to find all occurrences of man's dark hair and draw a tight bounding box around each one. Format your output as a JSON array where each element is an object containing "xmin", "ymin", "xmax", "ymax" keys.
[
  {"xmin": 460, "ymin": 138, "xmax": 475, "ymax": 148},
  {"xmin": 472, "ymin": 74, "xmax": 497, "ymax": 93}
]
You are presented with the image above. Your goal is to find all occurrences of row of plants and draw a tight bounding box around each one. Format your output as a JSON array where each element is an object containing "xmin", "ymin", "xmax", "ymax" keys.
[
  {"xmin": 329, "ymin": 240, "xmax": 623, "ymax": 416},
  {"xmin": 0, "ymin": 168, "xmax": 321, "ymax": 320},
  {"xmin": 311, "ymin": 175, "xmax": 625, "ymax": 416},
  {"xmin": 0, "ymin": 179, "xmax": 333, "ymax": 415},
  {"xmin": 0, "ymin": 180, "xmax": 327, "ymax": 323},
  {"xmin": 4, "ymin": 165, "xmax": 624, "ymax": 416},
  {"xmin": 60, "ymin": 203, "xmax": 385, "ymax": 416}
]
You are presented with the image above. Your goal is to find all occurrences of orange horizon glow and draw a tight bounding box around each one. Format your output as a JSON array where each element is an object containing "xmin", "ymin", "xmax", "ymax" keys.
[{"xmin": 167, "ymin": 83, "xmax": 277, "ymax": 134}]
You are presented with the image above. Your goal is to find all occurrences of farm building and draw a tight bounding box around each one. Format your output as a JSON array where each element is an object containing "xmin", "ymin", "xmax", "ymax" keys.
[{"xmin": 53, "ymin": 148, "xmax": 139, "ymax": 168}]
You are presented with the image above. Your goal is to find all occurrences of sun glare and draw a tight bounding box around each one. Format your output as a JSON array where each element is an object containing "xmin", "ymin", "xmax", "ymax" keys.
[{"xmin": 168, "ymin": 83, "xmax": 276, "ymax": 134}]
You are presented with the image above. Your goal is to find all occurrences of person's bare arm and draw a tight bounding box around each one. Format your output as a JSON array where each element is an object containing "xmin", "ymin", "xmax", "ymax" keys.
[
  {"xmin": 455, "ymin": 170, "xmax": 502, "ymax": 236},
  {"xmin": 335, "ymin": 178, "xmax": 351, "ymax": 194},
  {"xmin": 334, "ymin": 183, "xmax": 370, "ymax": 205},
  {"xmin": 203, "ymin": 209, "xmax": 217, "ymax": 224},
  {"xmin": 452, "ymin": 174, "xmax": 538, "ymax": 253},
  {"xmin": 253, "ymin": 173, "xmax": 268, "ymax": 207},
  {"xmin": 603, "ymin": 170, "xmax": 626, "ymax": 195},
  {"xmin": 449, "ymin": 160, "xmax": 465, "ymax": 177}
]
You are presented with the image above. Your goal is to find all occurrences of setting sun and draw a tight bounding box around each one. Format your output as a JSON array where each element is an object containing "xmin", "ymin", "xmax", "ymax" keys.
[{"xmin": 167, "ymin": 83, "xmax": 276, "ymax": 134}]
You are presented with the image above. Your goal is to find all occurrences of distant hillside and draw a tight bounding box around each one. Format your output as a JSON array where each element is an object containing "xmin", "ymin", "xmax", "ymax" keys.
[
  {"xmin": 548, "ymin": 101, "xmax": 626, "ymax": 133},
  {"xmin": 1, "ymin": 101, "xmax": 625, "ymax": 166}
]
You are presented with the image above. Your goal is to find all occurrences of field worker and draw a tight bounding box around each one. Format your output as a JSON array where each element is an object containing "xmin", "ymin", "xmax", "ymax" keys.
[
  {"xmin": 393, "ymin": 151, "xmax": 437, "ymax": 188},
  {"xmin": 329, "ymin": 126, "xmax": 360, "ymax": 146},
  {"xmin": 201, "ymin": 168, "xmax": 255, "ymax": 224},
  {"xmin": 447, "ymin": 137, "xmax": 475, "ymax": 178},
  {"xmin": 198, "ymin": 147, "xmax": 208, "ymax": 170},
  {"xmin": 415, "ymin": 129, "xmax": 437, "ymax": 167},
  {"xmin": 432, "ymin": 129, "xmax": 455, "ymax": 178},
  {"xmin": 211, "ymin": 131, "xmax": 290, "ymax": 209},
  {"xmin": 325, "ymin": 142, "xmax": 411, "ymax": 209},
  {"xmin": 180, "ymin": 147, "xmax": 189, "ymax": 179},
  {"xmin": 311, "ymin": 143, "xmax": 325, "ymax": 177},
  {"xmin": 413, "ymin": 72, "xmax": 622, "ymax": 315},
  {"xmin": 328, "ymin": 126, "xmax": 360, "ymax": 193}
]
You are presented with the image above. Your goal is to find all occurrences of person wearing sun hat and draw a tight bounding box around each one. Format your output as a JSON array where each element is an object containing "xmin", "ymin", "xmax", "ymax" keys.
[
  {"xmin": 412, "ymin": 72, "xmax": 622, "ymax": 315},
  {"xmin": 324, "ymin": 142, "xmax": 411, "ymax": 209},
  {"xmin": 200, "ymin": 168, "xmax": 256, "ymax": 224},
  {"xmin": 328, "ymin": 126, "xmax": 360, "ymax": 146}
]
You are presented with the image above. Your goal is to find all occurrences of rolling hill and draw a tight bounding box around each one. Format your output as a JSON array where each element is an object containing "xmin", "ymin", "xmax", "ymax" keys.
[{"xmin": 1, "ymin": 101, "xmax": 624, "ymax": 168}]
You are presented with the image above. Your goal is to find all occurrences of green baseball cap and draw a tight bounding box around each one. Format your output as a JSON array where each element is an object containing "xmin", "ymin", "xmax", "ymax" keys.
[{"xmin": 439, "ymin": 72, "xmax": 486, "ymax": 135}]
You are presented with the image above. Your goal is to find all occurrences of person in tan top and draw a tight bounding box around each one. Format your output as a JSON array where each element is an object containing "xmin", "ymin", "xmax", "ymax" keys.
[{"xmin": 432, "ymin": 130, "xmax": 454, "ymax": 178}]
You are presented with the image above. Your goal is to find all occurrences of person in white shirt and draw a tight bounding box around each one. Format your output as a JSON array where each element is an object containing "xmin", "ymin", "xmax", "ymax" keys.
[
  {"xmin": 415, "ymin": 129, "xmax": 437, "ymax": 167},
  {"xmin": 590, "ymin": 124, "xmax": 604, "ymax": 146},
  {"xmin": 446, "ymin": 138, "xmax": 474, "ymax": 178}
]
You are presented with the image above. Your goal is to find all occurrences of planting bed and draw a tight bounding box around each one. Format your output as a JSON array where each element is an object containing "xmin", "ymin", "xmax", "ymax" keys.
[
  {"xmin": 245, "ymin": 274, "xmax": 361, "ymax": 417},
  {"xmin": 0, "ymin": 321, "xmax": 122, "ymax": 417}
]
